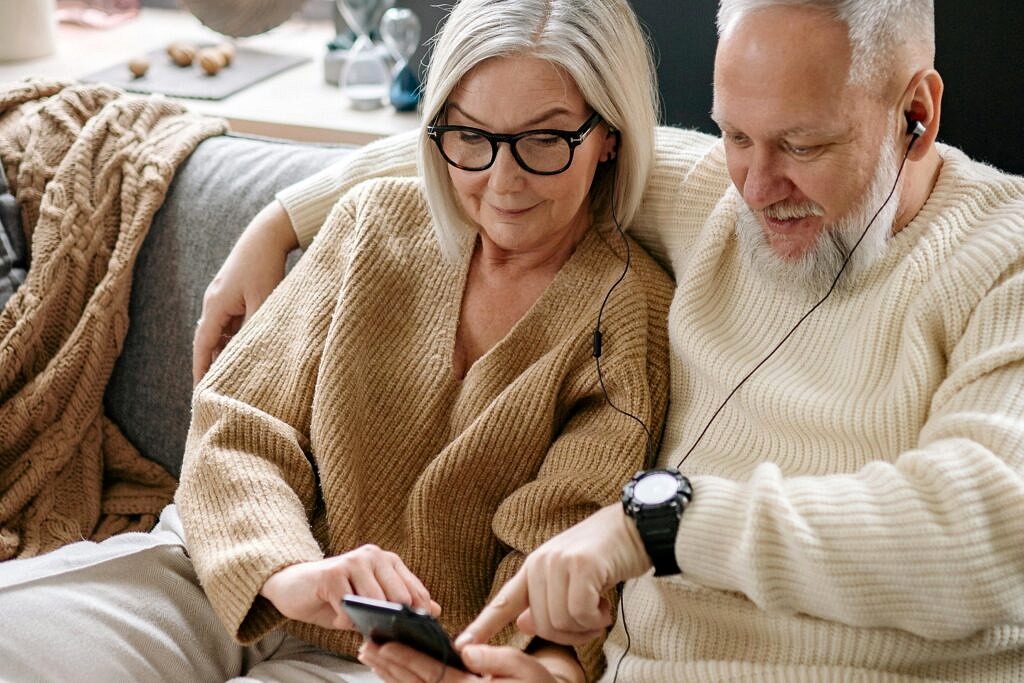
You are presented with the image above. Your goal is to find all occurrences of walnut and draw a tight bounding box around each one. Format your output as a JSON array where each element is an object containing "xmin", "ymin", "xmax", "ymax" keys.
[
  {"xmin": 197, "ymin": 47, "xmax": 227, "ymax": 76},
  {"xmin": 167, "ymin": 42, "xmax": 197, "ymax": 67},
  {"xmin": 127, "ymin": 57, "xmax": 149, "ymax": 78}
]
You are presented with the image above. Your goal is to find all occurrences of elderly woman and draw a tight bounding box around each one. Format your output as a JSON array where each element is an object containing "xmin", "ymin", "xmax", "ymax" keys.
[{"xmin": 0, "ymin": 0, "xmax": 668, "ymax": 681}]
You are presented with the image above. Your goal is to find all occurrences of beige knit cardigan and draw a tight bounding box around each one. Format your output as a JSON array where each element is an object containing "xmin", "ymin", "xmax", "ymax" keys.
[
  {"xmin": 177, "ymin": 177, "xmax": 674, "ymax": 679},
  {"xmin": 0, "ymin": 80, "xmax": 224, "ymax": 559}
]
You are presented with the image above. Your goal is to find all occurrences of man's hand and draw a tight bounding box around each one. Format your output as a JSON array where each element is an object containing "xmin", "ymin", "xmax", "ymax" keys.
[
  {"xmin": 456, "ymin": 503, "xmax": 652, "ymax": 647},
  {"xmin": 359, "ymin": 641, "xmax": 567, "ymax": 683},
  {"xmin": 193, "ymin": 200, "xmax": 298, "ymax": 385},
  {"xmin": 259, "ymin": 545, "xmax": 440, "ymax": 631}
]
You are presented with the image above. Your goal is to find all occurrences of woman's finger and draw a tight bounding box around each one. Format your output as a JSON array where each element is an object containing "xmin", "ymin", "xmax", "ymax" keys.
[
  {"xmin": 374, "ymin": 558, "xmax": 415, "ymax": 606},
  {"xmin": 392, "ymin": 559, "xmax": 435, "ymax": 611},
  {"xmin": 346, "ymin": 549, "xmax": 388, "ymax": 601}
]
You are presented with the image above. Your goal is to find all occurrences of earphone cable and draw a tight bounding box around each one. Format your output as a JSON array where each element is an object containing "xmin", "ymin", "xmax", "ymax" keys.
[
  {"xmin": 611, "ymin": 582, "xmax": 632, "ymax": 683},
  {"xmin": 594, "ymin": 152, "xmax": 656, "ymax": 465}
]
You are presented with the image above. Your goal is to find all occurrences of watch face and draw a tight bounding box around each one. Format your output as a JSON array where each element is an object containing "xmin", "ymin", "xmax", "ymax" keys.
[{"xmin": 633, "ymin": 471, "xmax": 679, "ymax": 505}]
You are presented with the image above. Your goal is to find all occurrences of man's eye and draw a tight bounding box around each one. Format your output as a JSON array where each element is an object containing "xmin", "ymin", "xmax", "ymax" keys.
[
  {"xmin": 726, "ymin": 133, "xmax": 750, "ymax": 147},
  {"xmin": 787, "ymin": 143, "xmax": 820, "ymax": 157}
]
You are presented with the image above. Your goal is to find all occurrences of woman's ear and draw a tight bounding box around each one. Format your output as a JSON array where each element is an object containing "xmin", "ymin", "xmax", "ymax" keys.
[{"xmin": 601, "ymin": 129, "xmax": 619, "ymax": 163}]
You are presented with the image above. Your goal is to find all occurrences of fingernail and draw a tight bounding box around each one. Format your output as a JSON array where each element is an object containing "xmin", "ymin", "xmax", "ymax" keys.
[
  {"xmin": 460, "ymin": 645, "xmax": 478, "ymax": 666},
  {"xmin": 454, "ymin": 631, "xmax": 473, "ymax": 648}
]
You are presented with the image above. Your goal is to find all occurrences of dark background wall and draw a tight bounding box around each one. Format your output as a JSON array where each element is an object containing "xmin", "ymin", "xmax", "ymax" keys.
[
  {"xmin": 409, "ymin": 0, "xmax": 1023, "ymax": 175},
  {"xmin": 631, "ymin": 0, "xmax": 1024, "ymax": 175}
]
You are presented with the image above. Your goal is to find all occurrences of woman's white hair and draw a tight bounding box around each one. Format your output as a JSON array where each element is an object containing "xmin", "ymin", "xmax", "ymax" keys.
[
  {"xmin": 416, "ymin": 0, "xmax": 660, "ymax": 261},
  {"xmin": 717, "ymin": 0, "xmax": 934, "ymax": 88}
]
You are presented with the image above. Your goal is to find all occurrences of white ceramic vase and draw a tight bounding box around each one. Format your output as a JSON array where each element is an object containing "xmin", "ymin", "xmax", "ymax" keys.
[{"xmin": 0, "ymin": 0, "xmax": 57, "ymax": 62}]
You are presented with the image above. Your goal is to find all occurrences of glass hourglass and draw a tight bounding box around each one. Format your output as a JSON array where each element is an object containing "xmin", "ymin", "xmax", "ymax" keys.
[
  {"xmin": 380, "ymin": 8, "xmax": 422, "ymax": 112},
  {"xmin": 336, "ymin": 0, "xmax": 395, "ymax": 110}
]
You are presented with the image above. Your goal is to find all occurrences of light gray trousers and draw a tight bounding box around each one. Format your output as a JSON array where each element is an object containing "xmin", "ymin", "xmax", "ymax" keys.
[{"xmin": 0, "ymin": 505, "xmax": 381, "ymax": 683}]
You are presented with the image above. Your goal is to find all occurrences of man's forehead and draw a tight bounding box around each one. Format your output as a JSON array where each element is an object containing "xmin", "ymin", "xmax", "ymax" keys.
[
  {"xmin": 714, "ymin": 5, "xmax": 854, "ymax": 91},
  {"xmin": 711, "ymin": 5, "xmax": 868, "ymax": 133}
]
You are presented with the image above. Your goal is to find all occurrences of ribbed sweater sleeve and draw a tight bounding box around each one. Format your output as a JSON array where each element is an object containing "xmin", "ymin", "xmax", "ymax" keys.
[
  {"xmin": 176, "ymin": 196, "xmax": 361, "ymax": 642},
  {"xmin": 276, "ymin": 130, "xmax": 419, "ymax": 248}
]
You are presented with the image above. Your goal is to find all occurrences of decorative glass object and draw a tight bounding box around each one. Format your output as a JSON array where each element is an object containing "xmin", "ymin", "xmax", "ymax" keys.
[
  {"xmin": 56, "ymin": 0, "xmax": 139, "ymax": 29},
  {"xmin": 379, "ymin": 7, "xmax": 421, "ymax": 112},
  {"xmin": 336, "ymin": 0, "xmax": 395, "ymax": 110}
]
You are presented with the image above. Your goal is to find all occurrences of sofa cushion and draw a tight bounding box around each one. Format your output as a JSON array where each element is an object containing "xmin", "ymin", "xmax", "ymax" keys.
[{"xmin": 105, "ymin": 133, "xmax": 353, "ymax": 477}]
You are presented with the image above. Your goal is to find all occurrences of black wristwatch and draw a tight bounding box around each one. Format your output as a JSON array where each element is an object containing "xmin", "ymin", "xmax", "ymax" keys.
[{"xmin": 622, "ymin": 468, "xmax": 692, "ymax": 577}]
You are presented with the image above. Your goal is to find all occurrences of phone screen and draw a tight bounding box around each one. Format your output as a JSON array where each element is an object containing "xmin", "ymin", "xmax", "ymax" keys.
[{"xmin": 342, "ymin": 595, "xmax": 467, "ymax": 671}]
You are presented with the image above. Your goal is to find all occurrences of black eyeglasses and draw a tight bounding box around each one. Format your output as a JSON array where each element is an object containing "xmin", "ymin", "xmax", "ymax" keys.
[{"xmin": 426, "ymin": 111, "xmax": 604, "ymax": 176}]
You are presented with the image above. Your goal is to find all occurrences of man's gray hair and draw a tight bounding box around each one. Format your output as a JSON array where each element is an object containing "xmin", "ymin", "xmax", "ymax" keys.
[
  {"xmin": 417, "ymin": 0, "xmax": 659, "ymax": 261},
  {"xmin": 717, "ymin": 0, "xmax": 935, "ymax": 87}
]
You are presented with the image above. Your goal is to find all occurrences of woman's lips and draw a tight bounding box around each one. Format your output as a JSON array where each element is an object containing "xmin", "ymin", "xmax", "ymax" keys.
[{"xmin": 490, "ymin": 202, "xmax": 539, "ymax": 217}]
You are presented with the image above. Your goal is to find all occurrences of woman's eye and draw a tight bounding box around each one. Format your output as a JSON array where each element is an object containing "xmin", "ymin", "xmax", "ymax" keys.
[
  {"xmin": 530, "ymin": 135, "xmax": 562, "ymax": 147},
  {"xmin": 458, "ymin": 131, "xmax": 487, "ymax": 145}
]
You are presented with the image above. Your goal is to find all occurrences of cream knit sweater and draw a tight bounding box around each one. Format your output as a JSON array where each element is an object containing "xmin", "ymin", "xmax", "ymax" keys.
[
  {"xmin": 278, "ymin": 128, "xmax": 1024, "ymax": 681},
  {"xmin": 177, "ymin": 177, "xmax": 673, "ymax": 678}
]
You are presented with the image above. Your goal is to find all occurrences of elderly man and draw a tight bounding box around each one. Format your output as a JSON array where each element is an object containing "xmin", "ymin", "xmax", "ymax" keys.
[{"xmin": 197, "ymin": 1, "xmax": 1024, "ymax": 680}]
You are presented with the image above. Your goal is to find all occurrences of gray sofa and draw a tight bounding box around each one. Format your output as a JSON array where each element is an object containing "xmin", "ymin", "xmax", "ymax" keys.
[{"xmin": 104, "ymin": 132, "xmax": 354, "ymax": 478}]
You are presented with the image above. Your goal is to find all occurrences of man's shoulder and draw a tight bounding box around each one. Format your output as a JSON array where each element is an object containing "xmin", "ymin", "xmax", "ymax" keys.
[
  {"xmin": 652, "ymin": 127, "xmax": 724, "ymax": 181},
  {"xmin": 630, "ymin": 128, "xmax": 730, "ymax": 274},
  {"xmin": 934, "ymin": 145, "xmax": 1024, "ymax": 246},
  {"xmin": 937, "ymin": 144, "xmax": 1024, "ymax": 209},
  {"xmin": 919, "ymin": 146, "xmax": 1024, "ymax": 318},
  {"xmin": 654, "ymin": 126, "xmax": 720, "ymax": 155}
]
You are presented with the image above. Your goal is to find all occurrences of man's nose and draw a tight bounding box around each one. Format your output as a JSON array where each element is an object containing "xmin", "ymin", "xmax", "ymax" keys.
[{"xmin": 741, "ymin": 149, "xmax": 792, "ymax": 210}]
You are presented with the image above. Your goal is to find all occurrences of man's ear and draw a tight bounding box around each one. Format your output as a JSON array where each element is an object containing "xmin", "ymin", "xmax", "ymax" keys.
[
  {"xmin": 601, "ymin": 129, "xmax": 619, "ymax": 162},
  {"xmin": 901, "ymin": 69, "xmax": 944, "ymax": 161}
]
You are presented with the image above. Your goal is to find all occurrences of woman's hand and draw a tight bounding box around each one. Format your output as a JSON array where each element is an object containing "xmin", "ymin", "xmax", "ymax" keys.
[
  {"xmin": 259, "ymin": 545, "xmax": 440, "ymax": 630},
  {"xmin": 193, "ymin": 200, "xmax": 299, "ymax": 385},
  {"xmin": 358, "ymin": 641, "xmax": 575, "ymax": 683}
]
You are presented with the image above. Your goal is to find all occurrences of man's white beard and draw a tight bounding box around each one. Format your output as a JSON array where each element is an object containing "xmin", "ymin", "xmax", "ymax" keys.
[{"xmin": 735, "ymin": 133, "xmax": 901, "ymax": 295}]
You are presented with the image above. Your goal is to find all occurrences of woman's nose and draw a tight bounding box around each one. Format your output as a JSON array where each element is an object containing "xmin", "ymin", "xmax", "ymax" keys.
[{"xmin": 487, "ymin": 143, "xmax": 525, "ymax": 193}]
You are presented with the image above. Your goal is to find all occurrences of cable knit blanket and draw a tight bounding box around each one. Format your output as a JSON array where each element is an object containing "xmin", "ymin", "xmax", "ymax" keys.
[{"xmin": 0, "ymin": 79, "xmax": 225, "ymax": 559}]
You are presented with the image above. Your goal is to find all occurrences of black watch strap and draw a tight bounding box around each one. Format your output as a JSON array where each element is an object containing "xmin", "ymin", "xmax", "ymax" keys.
[{"xmin": 635, "ymin": 506, "xmax": 682, "ymax": 576}]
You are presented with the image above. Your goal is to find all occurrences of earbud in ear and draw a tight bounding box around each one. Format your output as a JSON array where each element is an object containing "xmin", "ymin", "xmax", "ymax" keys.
[
  {"xmin": 905, "ymin": 113, "xmax": 926, "ymax": 139},
  {"xmin": 904, "ymin": 113, "xmax": 926, "ymax": 151},
  {"xmin": 602, "ymin": 128, "xmax": 620, "ymax": 162}
]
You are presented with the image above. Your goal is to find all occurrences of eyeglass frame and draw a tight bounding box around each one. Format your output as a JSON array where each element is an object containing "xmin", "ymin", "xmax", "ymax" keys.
[{"xmin": 425, "ymin": 111, "xmax": 605, "ymax": 176}]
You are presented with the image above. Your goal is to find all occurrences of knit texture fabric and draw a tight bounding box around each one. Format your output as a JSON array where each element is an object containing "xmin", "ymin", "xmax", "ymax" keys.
[
  {"xmin": 278, "ymin": 128, "xmax": 1024, "ymax": 680},
  {"xmin": 176, "ymin": 177, "xmax": 674, "ymax": 679},
  {"xmin": 0, "ymin": 80, "xmax": 224, "ymax": 560}
]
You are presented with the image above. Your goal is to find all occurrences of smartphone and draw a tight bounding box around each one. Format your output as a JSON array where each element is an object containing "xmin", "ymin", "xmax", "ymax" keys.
[{"xmin": 342, "ymin": 595, "xmax": 467, "ymax": 671}]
